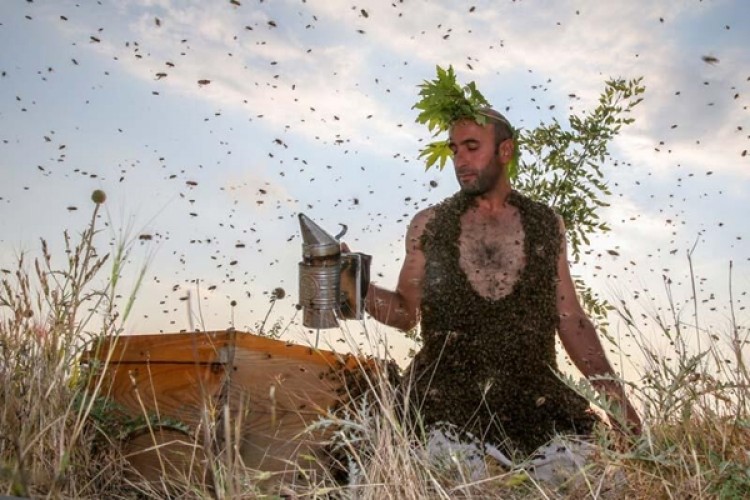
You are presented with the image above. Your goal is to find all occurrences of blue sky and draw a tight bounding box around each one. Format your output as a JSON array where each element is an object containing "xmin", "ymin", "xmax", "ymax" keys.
[{"xmin": 1, "ymin": 0, "xmax": 748, "ymax": 370}]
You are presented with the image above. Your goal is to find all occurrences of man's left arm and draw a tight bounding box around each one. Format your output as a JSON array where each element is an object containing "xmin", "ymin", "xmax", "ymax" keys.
[{"xmin": 554, "ymin": 217, "xmax": 642, "ymax": 435}]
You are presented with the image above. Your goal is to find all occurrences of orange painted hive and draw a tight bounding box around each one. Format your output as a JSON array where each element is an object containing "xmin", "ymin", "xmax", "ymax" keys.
[{"xmin": 83, "ymin": 331, "xmax": 375, "ymax": 486}]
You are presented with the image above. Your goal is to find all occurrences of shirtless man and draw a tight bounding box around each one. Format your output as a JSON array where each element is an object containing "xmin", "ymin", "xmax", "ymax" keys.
[{"xmin": 359, "ymin": 108, "xmax": 641, "ymax": 455}]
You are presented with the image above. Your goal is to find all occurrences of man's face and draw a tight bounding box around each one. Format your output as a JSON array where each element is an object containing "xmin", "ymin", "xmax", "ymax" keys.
[{"xmin": 448, "ymin": 119, "xmax": 503, "ymax": 196}]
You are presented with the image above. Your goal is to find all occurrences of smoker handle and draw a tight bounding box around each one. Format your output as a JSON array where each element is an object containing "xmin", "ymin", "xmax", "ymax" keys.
[{"xmin": 339, "ymin": 252, "xmax": 371, "ymax": 320}]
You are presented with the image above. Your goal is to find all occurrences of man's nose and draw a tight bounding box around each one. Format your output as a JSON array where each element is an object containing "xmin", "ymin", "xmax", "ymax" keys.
[{"xmin": 452, "ymin": 149, "xmax": 467, "ymax": 168}]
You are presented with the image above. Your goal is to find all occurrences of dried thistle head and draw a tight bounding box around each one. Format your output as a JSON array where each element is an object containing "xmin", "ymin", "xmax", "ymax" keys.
[{"xmin": 91, "ymin": 189, "xmax": 107, "ymax": 204}]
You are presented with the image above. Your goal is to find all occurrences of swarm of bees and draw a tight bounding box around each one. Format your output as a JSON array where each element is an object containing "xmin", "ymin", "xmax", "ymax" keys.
[{"xmin": 410, "ymin": 192, "xmax": 596, "ymax": 455}]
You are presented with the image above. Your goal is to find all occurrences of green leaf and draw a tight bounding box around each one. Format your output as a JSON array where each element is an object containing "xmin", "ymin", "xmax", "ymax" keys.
[
  {"xmin": 412, "ymin": 65, "xmax": 491, "ymax": 170},
  {"xmin": 418, "ymin": 140, "xmax": 452, "ymax": 171}
]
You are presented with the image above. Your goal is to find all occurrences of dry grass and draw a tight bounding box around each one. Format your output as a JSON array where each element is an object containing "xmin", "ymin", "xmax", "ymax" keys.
[
  {"xmin": 0, "ymin": 201, "xmax": 127, "ymax": 497},
  {"xmin": 1, "ymin": 199, "xmax": 748, "ymax": 498}
]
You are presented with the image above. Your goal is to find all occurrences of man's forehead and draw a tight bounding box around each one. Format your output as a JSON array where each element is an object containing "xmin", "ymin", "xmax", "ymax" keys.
[{"xmin": 449, "ymin": 119, "xmax": 492, "ymax": 141}]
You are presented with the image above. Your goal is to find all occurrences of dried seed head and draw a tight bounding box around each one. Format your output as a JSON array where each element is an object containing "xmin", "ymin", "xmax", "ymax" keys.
[
  {"xmin": 271, "ymin": 287, "xmax": 286, "ymax": 300},
  {"xmin": 91, "ymin": 189, "xmax": 106, "ymax": 204}
]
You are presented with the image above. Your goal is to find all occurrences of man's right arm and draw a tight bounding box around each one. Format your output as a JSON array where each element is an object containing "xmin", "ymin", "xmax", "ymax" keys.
[{"xmin": 365, "ymin": 209, "xmax": 431, "ymax": 331}]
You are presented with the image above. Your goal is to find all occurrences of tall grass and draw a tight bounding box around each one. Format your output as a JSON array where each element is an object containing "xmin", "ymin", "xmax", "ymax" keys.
[
  {"xmin": 1, "ymin": 197, "xmax": 748, "ymax": 498},
  {"xmin": 0, "ymin": 196, "xmax": 127, "ymax": 497},
  {"xmin": 607, "ymin": 265, "xmax": 750, "ymax": 498}
]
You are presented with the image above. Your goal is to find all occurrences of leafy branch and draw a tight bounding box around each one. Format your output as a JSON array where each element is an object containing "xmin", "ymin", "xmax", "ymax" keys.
[
  {"xmin": 515, "ymin": 77, "xmax": 645, "ymax": 328},
  {"xmin": 516, "ymin": 77, "xmax": 645, "ymax": 262}
]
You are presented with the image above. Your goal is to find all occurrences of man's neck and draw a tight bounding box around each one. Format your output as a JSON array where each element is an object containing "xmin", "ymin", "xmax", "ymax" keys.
[{"xmin": 470, "ymin": 180, "xmax": 513, "ymax": 214}]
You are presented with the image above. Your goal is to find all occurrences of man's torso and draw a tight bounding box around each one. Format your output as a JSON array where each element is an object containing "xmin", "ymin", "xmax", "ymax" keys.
[
  {"xmin": 457, "ymin": 204, "xmax": 527, "ymax": 301},
  {"xmin": 411, "ymin": 192, "xmax": 596, "ymax": 455}
]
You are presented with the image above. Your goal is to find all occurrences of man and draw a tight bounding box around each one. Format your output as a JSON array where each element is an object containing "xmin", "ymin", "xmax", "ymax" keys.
[{"xmin": 358, "ymin": 108, "xmax": 641, "ymax": 457}]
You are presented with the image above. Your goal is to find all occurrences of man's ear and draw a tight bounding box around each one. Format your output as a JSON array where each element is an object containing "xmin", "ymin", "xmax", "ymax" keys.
[{"xmin": 497, "ymin": 138, "xmax": 514, "ymax": 164}]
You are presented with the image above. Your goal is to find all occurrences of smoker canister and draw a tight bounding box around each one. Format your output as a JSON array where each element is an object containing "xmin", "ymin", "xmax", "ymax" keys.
[{"xmin": 298, "ymin": 256, "xmax": 340, "ymax": 329}]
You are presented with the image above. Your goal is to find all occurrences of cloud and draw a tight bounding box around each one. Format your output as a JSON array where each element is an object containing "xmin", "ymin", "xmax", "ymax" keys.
[{"xmin": 50, "ymin": 0, "xmax": 419, "ymax": 160}]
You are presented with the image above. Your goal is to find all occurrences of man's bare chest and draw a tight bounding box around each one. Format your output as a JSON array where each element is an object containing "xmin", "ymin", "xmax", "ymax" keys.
[{"xmin": 458, "ymin": 210, "xmax": 526, "ymax": 300}]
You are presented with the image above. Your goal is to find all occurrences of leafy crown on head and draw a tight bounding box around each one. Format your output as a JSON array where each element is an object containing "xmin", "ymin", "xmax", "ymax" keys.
[{"xmin": 412, "ymin": 65, "xmax": 520, "ymax": 178}]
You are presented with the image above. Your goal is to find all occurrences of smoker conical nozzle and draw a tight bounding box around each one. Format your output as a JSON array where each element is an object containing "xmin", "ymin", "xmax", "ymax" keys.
[{"xmin": 298, "ymin": 213, "xmax": 341, "ymax": 258}]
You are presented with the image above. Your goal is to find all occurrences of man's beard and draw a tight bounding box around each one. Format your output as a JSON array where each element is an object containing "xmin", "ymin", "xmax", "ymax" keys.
[{"xmin": 457, "ymin": 162, "xmax": 502, "ymax": 196}]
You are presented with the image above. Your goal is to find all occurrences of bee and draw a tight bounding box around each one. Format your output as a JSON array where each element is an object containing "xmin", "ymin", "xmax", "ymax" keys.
[{"xmin": 701, "ymin": 55, "xmax": 719, "ymax": 65}]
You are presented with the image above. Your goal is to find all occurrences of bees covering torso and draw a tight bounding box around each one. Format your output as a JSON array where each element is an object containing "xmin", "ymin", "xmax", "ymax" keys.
[{"xmin": 409, "ymin": 190, "xmax": 596, "ymax": 455}]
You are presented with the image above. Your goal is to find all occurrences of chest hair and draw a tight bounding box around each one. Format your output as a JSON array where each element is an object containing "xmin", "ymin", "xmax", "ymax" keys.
[{"xmin": 458, "ymin": 209, "xmax": 526, "ymax": 300}]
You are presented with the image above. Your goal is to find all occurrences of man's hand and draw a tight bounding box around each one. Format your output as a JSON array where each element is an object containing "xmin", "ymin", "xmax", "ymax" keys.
[
  {"xmin": 591, "ymin": 378, "xmax": 642, "ymax": 438},
  {"xmin": 623, "ymin": 398, "xmax": 642, "ymax": 435},
  {"xmin": 610, "ymin": 398, "xmax": 642, "ymax": 438},
  {"xmin": 609, "ymin": 399, "xmax": 642, "ymax": 452}
]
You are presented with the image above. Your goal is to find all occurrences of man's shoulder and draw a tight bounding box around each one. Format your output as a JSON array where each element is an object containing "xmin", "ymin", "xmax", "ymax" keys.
[
  {"xmin": 409, "ymin": 205, "xmax": 437, "ymax": 233},
  {"xmin": 513, "ymin": 191, "xmax": 558, "ymax": 219},
  {"xmin": 512, "ymin": 191, "xmax": 565, "ymax": 239},
  {"xmin": 410, "ymin": 192, "xmax": 463, "ymax": 227}
]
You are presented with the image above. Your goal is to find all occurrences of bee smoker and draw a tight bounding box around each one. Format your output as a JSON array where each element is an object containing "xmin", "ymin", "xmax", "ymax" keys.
[{"xmin": 298, "ymin": 213, "xmax": 371, "ymax": 329}]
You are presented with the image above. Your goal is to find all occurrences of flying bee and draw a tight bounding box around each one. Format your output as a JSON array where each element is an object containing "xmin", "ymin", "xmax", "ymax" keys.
[{"xmin": 701, "ymin": 55, "xmax": 719, "ymax": 65}]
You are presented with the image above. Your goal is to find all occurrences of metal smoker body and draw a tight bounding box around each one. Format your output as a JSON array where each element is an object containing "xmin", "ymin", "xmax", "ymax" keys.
[{"xmin": 298, "ymin": 214, "xmax": 370, "ymax": 329}]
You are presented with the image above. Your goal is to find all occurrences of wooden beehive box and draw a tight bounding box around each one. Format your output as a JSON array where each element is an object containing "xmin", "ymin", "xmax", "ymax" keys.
[{"xmin": 85, "ymin": 331, "xmax": 375, "ymax": 486}]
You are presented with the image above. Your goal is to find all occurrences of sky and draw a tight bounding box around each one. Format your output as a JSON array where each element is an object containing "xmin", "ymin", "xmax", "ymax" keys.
[{"xmin": 1, "ymin": 0, "xmax": 748, "ymax": 372}]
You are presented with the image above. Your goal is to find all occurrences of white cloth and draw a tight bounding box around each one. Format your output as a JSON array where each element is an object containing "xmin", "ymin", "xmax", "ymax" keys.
[{"xmin": 425, "ymin": 422, "xmax": 595, "ymax": 487}]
